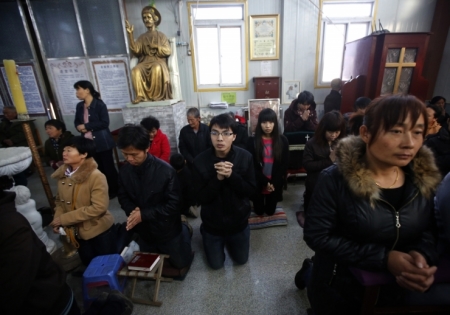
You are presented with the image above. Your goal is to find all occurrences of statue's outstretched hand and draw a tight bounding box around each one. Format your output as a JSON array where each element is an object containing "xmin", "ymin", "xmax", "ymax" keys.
[{"xmin": 125, "ymin": 20, "xmax": 134, "ymax": 34}]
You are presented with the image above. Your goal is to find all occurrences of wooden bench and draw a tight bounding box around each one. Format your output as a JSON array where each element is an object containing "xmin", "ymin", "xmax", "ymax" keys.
[{"xmin": 117, "ymin": 253, "xmax": 172, "ymax": 307}]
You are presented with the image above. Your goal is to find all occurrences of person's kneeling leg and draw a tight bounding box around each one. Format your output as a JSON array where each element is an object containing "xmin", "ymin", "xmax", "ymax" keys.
[
  {"xmin": 200, "ymin": 224, "xmax": 226, "ymax": 269},
  {"xmin": 158, "ymin": 224, "xmax": 193, "ymax": 269},
  {"xmin": 226, "ymin": 225, "xmax": 250, "ymax": 265}
]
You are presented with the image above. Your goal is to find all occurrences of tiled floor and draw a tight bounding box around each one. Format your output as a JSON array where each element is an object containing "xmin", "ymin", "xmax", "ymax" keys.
[{"xmin": 29, "ymin": 167, "xmax": 313, "ymax": 315}]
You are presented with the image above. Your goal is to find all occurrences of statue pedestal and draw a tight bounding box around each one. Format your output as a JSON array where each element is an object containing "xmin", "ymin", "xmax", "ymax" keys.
[{"xmin": 122, "ymin": 100, "xmax": 186, "ymax": 153}]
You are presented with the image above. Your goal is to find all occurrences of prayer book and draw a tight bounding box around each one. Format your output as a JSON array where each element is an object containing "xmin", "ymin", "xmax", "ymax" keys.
[{"xmin": 127, "ymin": 253, "xmax": 160, "ymax": 272}]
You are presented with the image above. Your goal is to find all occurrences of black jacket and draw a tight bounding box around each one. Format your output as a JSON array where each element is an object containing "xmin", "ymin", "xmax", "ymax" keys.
[
  {"xmin": 305, "ymin": 136, "xmax": 440, "ymax": 271},
  {"xmin": 302, "ymin": 136, "xmax": 337, "ymax": 195},
  {"xmin": 246, "ymin": 135, "xmax": 289, "ymax": 201},
  {"xmin": 178, "ymin": 123, "xmax": 212, "ymax": 165},
  {"xmin": 323, "ymin": 89, "xmax": 341, "ymax": 113},
  {"xmin": 234, "ymin": 123, "xmax": 249, "ymax": 150},
  {"xmin": 0, "ymin": 191, "xmax": 71, "ymax": 315},
  {"xmin": 0, "ymin": 118, "xmax": 36, "ymax": 147},
  {"xmin": 193, "ymin": 146, "xmax": 256, "ymax": 235},
  {"xmin": 118, "ymin": 154, "xmax": 182, "ymax": 244},
  {"xmin": 424, "ymin": 126, "xmax": 450, "ymax": 177},
  {"xmin": 74, "ymin": 98, "xmax": 115, "ymax": 152},
  {"xmin": 44, "ymin": 131, "xmax": 74, "ymax": 163},
  {"xmin": 304, "ymin": 136, "xmax": 441, "ymax": 312},
  {"xmin": 283, "ymin": 99, "xmax": 318, "ymax": 133}
]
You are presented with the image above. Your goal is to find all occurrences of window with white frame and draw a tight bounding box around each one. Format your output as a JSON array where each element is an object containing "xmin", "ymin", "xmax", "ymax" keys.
[
  {"xmin": 189, "ymin": 2, "xmax": 247, "ymax": 91},
  {"xmin": 317, "ymin": 0, "xmax": 375, "ymax": 86}
]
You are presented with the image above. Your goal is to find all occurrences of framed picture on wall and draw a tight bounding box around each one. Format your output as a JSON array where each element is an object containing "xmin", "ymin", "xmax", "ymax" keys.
[
  {"xmin": 249, "ymin": 14, "xmax": 280, "ymax": 60},
  {"xmin": 248, "ymin": 98, "xmax": 280, "ymax": 135},
  {"xmin": 282, "ymin": 80, "xmax": 300, "ymax": 104}
]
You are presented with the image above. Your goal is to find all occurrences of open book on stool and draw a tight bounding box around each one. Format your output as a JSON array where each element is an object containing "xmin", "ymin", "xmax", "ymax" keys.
[{"xmin": 127, "ymin": 253, "xmax": 161, "ymax": 272}]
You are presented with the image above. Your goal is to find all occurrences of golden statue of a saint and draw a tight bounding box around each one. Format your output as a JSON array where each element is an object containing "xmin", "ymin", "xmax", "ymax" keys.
[{"xmin": 126, "ymin": 6, "xmax": 173, "ymax": 103}]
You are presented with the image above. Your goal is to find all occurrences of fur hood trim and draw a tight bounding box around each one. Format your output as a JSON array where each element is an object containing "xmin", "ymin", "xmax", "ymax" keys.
[
  {"xmin": 51, "ymin": 158, "xmax": 98, "ymax": 184},
  {"xmin": 336, "ymin": 136, "xmax": 441, "ymax": 205}
]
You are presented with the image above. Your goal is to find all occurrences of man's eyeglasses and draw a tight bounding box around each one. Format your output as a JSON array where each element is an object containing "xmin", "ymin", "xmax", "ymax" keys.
[{"xmin": 210, "ymin": 131, "xmax": 234, "ymax": 137}]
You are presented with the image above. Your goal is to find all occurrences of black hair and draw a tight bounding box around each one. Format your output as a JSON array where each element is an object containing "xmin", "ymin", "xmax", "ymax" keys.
[
  {"xmin": 426, "ymin": 103, "xmax": 442, "ymax": 119},
  {"xmin": 64, "ymin": 136, "xmax": 96, "ymax": 158},
  {"xmin": 45, "ymin": 119, "xmax": 66, "ymax": 132},
  {"xmin": 354, "ymin": 97, "xmax": 371, "ymax": 111},
  {"xmin": 117, "ymin": 125, "xmax": 150, "ymax": 151},
  {"xmin": 297, "ymin": 90, "xmax": 315, "ymax": 105},
  {"xmin": 170, "ymin": 153, "xmax": 185, "ymax": 171},
  {"xmin": 430, "ymin": 96, "xmax": 446, "ymax": 105},
  {"xmin": 73, "ymin": 80, "xmax": 101, "ymax": 99},
  {"xmin": 254, "ymin": 108, "xmax": 282, "ymax": 163},
  {"xmin": 140, "ymin": 115, "xmax": 160, "ymax": 131},
  {"xmin": 349, "ymin": 113, "xmax": 364, "ymax": 136},
  {"xmin": 209, "ymin": 113, "xmax": 237, "ymax": 134},
  {"xmin": 187, "ymin": 107, "xmax": 200, "ymax": 118},
  {"xmin": 363, "ymin": 94, "xmax": 428, "ymax": 146},
  {"xmin": 2, "ymin": 106, "xmax": 16, "ymax": 112},
  {"xmin": 314, "ymin": 111, "xmax": 346, "ymax": 146}
]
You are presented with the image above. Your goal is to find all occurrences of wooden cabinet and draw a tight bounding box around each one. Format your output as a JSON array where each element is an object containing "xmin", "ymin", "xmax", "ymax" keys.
[
  {"xmin": 253, "ymin": 76, "xmax": 280, "ymax": 99},
  {"xmin": 341, "ymin": 32, "xmax": 430, "ymax": 113}
]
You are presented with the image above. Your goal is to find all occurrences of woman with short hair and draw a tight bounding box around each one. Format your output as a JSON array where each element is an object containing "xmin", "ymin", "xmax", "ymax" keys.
[
  {"xmin": 50, "ymin": 136, "xmax": 115, "ymax": 266},
  {"xmin": 140, "ymin": 115, "xmax": 171, "ymax": 162},
  {"xmin": 304, "ymin": 94, "xmax": 441, "ymax": 314}
]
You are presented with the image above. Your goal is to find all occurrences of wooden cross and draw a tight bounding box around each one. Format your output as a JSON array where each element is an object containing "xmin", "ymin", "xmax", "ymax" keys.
[{"xmin": 385, "ymin": 47, "xmax": 416, "ymax": 94}]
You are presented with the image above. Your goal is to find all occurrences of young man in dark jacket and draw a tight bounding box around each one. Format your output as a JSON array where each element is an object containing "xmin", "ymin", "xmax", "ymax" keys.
[
  {"xmin": 178, "ymin": 107, "xmax": 212, "ymax": 169},
  {"xmin": 193, "ymin": 114, "xmax": 256, "ymax": 270},
  {"xmin": 117, "ymin": 125, "xmax": 193, "ymax": 271}
]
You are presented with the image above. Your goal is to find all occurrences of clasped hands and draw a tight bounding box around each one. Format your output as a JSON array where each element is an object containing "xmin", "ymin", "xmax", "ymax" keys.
[
  {"xmin": 297, "ymin": 109, "xmax": 310, "ymax": 121},
  {"xmin": 215, "ymin": 161, "xmax": 233, "ymax": 180},
  {"xmin": 387, "ymin": 250, "xmax": 437, "ymax": 292},
  {"xmin": 266, "ymin": 182, "xmax": 275, "ymax": 192},
  {"xmin": 126, "ymin": 207, "xmax": 142, "ymax": 231}
]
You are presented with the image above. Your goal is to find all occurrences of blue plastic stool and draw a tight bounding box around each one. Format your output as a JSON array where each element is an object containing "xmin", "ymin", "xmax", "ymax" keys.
[{"xmin": 82, "ymin": 254, "xmax": 126, "ymax": 308}]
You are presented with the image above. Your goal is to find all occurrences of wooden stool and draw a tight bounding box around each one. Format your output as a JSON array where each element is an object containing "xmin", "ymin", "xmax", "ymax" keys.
[{"xmin": 117, "ymin": 253, "xmax": 172, "ymax": 307}]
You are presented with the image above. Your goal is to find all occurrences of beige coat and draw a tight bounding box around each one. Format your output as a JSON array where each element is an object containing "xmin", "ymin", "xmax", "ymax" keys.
[{"xmin": 51, "ymin": 158, "xmax": 114, "ymax": 240}]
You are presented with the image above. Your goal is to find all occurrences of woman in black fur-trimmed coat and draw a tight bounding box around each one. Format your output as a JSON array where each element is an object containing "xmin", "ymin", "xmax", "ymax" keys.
[{"xmin": 304, "ymin": 95, "xmax": 441, "ymax": 314}]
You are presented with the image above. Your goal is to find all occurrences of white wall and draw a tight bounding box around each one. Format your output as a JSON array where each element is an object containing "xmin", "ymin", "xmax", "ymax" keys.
[
  {"xmin": 433, "ymin": 27, "xmax": 450, "ymax": 101},
  {"xmin": 376, "ymin": 0, "xmax": 436, "ymax": 33}
]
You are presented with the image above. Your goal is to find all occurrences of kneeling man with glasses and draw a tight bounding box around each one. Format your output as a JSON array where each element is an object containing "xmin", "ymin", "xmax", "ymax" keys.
[{"xmin": 193, "ymin": 113, "xmax": 256, "ymax": 269}]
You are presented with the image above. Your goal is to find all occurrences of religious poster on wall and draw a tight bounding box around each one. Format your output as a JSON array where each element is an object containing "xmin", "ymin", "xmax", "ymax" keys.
[
  {"xmin": 89, "ymin": 57, "xmax": 132, "ymax": 110},
  {"xmin": 0, "ymin": 64, "xmax": 46, "ymax": 114},
  {"xmin": 249, "ymin": 15, "xmax": 280, "ymax": 60},
  {"xmin": 48, "ymin": 59, "xmax": 89, "ymax": 115}
]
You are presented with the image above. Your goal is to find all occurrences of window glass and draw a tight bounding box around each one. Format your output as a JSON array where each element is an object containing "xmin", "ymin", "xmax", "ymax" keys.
[
  {"xmin": 323, "ymin": 3, "xmax": 372, "ymax": 18},
  {"xmin": 30, "ymin": 0, "xmax": 84, "ymax": 58},
  {"xmin": 220, "ymin": 27, "xmax": 242, "ymax": 84},
  {"xmin": 192, "ymin": 6, "xmax": 242, "ymax": 20},
  {"xmin": 196, "ymin": 27, "xmax": 220, "ymax": 85},
  {"xmin": 347, "ymin": 23, "xmax": 369, "ymax": 43},
  {"xmin": 322, "ymin": 24, "xmax": 345, "ymax": 82},
  {"xmin": 77, "ymin": 0, "xmax": 126, "ymax": 56},
  {"xmin": 190, "ymin": 2, "xmax": 246, "ymax": 90},
  {"xmin": 318, "ymin": 1, "xmax": 375, "ymax": 86}
]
